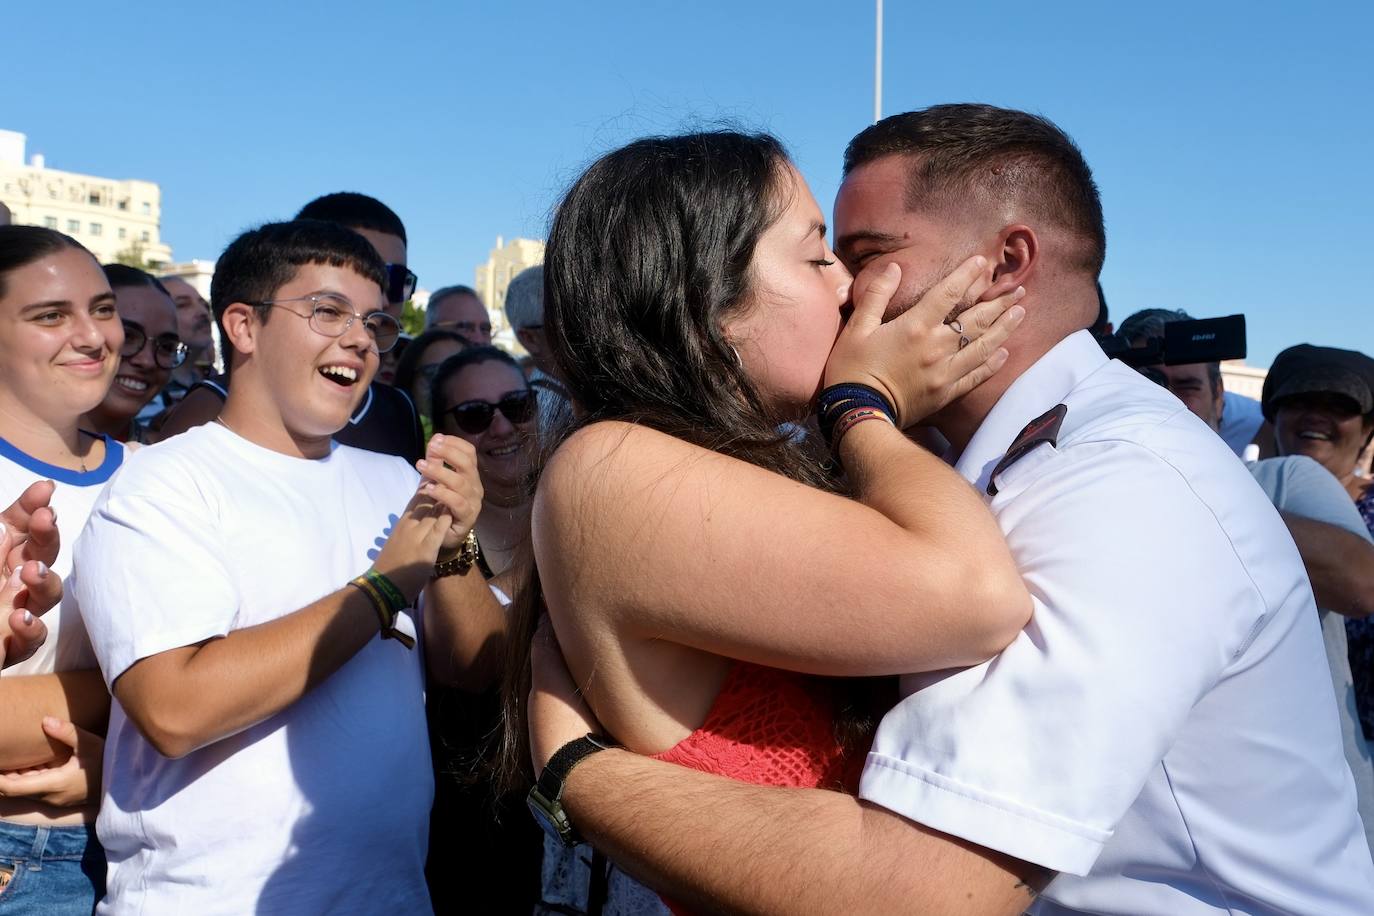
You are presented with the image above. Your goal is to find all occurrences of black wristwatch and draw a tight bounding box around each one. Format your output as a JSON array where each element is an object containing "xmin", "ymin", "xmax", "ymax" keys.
[{"xmin": 527, "ymin": 734, "xmax": 619, "ymax": 847}]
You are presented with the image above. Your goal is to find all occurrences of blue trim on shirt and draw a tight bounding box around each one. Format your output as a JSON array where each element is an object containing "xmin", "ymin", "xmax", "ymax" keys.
[{"xmin": 0, "ymin": 432, "xmax": 124, "ymax": 486}]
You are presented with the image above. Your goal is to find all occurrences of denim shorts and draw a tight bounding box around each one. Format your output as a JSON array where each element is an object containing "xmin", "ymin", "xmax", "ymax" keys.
[{"xmin": 0, "ymin": 820, "xmax": 105, "ymax": 915}]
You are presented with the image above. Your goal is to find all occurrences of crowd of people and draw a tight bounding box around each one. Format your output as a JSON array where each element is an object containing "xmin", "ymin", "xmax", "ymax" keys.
[{"xmin": 0, "ymin": 102, "xmax": 1372, "ymax": 915}]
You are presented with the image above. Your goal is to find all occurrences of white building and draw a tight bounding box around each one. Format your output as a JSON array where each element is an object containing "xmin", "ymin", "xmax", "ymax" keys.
[{"xmin": 0, "ymin": 129, "xmax": 173, "ymax": 266}]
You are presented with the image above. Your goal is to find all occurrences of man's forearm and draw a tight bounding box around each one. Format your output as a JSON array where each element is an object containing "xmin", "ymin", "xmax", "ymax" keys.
[
  {"xmin": 0, "ymin": 670, "xmax": 109, "ymax": 768},
  {"xmin": 562, "ymin": 750, "xmax": 1044, "ymax": 915},
  {"xmin": 423, "ymin": 568, "xmax": 507, "ymax": 690},
  {"xmin": 114, "ymin": 586, "xmax": 382, "ymax": 758},
  {"xmin": 1282, "ymin": 514, "xmax": 1374, "ymax": 617}
]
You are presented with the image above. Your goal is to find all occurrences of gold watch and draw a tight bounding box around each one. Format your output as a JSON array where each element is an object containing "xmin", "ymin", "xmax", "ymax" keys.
[{"xmin": 433, "ymin": 529, "xmax": 480, "ymax": 578}]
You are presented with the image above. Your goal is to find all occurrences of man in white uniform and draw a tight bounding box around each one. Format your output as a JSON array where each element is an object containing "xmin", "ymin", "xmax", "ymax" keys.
[
  {"xmin": 73, "ymin": 219, "xmax": 506, "ymax": 913},
  {"xmin": 524, "ymin": 104, "xmax": 1374, "ymax": 914}
]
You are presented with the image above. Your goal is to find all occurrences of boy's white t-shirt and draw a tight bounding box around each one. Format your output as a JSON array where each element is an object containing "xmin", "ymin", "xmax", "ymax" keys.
[
  {"xmin": 0, "ymin": 433, "xmax": 123, "ymax": 675},
  {"xmin": 73, "ymin": 423, "xmax": 433, "ymax": 915}
]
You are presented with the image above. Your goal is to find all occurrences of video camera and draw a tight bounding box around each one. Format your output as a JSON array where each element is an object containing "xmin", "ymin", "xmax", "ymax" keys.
[{"xmin": 1098, "ymin": 314, "xmax": 1247, "ymax": 387}]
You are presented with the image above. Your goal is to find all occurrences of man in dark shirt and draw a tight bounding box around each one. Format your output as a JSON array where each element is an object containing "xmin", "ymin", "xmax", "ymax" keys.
[{"xmin": 156, "ymin": 193, "xmax": 424, "ymax": 463}]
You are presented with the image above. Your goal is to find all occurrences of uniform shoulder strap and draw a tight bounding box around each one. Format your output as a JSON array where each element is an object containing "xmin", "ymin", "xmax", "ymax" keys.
[{"xmin": 987, "ymin": 404, "xmax": 1068, "ymax": 496}]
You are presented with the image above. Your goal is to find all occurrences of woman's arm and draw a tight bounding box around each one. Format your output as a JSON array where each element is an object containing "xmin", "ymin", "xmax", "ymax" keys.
[
  {"xmin": 0, "ymin": 670, "xmax": 109, "ymax": 768},
  {"xmin": 536, "ymin": 259, "xmax": 1030, "ymax": 681}
]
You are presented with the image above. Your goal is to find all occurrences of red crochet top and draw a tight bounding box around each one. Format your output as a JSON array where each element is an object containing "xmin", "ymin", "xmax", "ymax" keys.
[
  {"xmin": 647, "ymin": 663, "xmax": 862, "ymax": 915},
  {"xmin": 652, "ymin": 661, "xmax": 862, "ymax": 792}
]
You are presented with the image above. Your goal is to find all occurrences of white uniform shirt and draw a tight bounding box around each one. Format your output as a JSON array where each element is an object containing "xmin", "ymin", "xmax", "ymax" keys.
[
  {"xmin": 73, "ymin": 424, "xmax": 433, "ymax": 915},
  {"xmin": 859, "ymin": 331, "xmax": 1374, "ymax": 914},
  {"xmin": 0, "ymin": 433, "xmax": 122, "ymax": 675}
]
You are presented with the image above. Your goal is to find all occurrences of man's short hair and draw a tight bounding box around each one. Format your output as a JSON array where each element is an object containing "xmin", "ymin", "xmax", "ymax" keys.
[
  {"xmin": 1118, "ymin": 307, "xmax": 1222, "ymax": 389},
  {"xmin": 103, "ymin": 263, "xmax": 172, "ymax": 298},
  {"xmin": 210, "ymin": 219, "xmax": 388, "ymax": 371},
  {"xmin": 295, "ymin": 192, "xmax": 407, "ymax": 244},
  {"xmin": 843, "ymin": 103, "xmax": 1105, "ymax": 276},
  {"xmin": 425, "ymin": 285, "xmax": 483, "ymax": 329},
  {"xmin": 503, "ymin": 266, "xmax": 544, "ymax": 330}
]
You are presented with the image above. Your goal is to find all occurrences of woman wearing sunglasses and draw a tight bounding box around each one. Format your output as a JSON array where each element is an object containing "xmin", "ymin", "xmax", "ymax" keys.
[
  {"xmin": 431, "ymin": 346, "xmax": 537, "ymax": 580},
  {"xmin": 82, "ymin": 265, "xmax": 186, "ymax": 444},
  {"xmin": 0, "ymin": 227, "xmax": 124, "ymax": 914},
  {"xmin": 425, "ymin": 345, "xmax": 544, "ymax": 913}
]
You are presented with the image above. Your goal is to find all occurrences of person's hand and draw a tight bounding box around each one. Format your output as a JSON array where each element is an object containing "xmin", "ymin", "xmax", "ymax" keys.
[
  {"xmin": 1, "ymin": 480, "xmax": 62, "ymax": 616},
  {"xmin": 823, "ymin": 257, "xmax": 1026, "ymax": 427},
  {"xmin": 528, "ymin": 614, "xmax": 603, "ymax": 774},
  {"xmin": 0, "ymin": 718, "xmax": 102, "ymax": 807},
  {"xmin": 415, "ymin": 434, "xmax": 483, "ymax": 553},
  {"xmin": 0, "ymin": 561, "xmax": 57, "ymax": 670},
  {"xmin": 372, "ymin": 488, "xmax": 453, "ymax": 602}
]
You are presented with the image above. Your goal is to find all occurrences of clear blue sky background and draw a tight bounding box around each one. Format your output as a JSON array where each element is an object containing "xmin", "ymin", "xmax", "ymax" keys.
[{"xmin": 7, "ymin": 0, "xmax": 1370, "ymax": 367}]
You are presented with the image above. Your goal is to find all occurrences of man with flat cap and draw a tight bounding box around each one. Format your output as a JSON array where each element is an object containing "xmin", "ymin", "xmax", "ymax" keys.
[{"xmin": 1265, "ymin": 343, "xmax": 1374, "ymax": 747}]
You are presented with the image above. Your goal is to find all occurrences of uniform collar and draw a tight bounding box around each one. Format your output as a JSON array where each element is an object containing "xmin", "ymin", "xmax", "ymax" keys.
[{"xmin": 953, "ymin": 330, "xmax": 1108, "ymax": 493}]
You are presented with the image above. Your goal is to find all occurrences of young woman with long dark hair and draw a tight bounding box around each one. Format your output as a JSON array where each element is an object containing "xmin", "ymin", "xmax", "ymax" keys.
[{"xmin": 498, "ymin": 131, "xmax": 1029, "ymax": 853}]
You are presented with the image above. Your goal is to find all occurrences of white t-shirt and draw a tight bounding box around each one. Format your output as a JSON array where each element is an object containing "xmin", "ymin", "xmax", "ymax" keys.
[
  {"xmin": 0, "ymin": 433, "xmax": 123, "ymax": 675},
  {"xmin": 1249, "ymin": 455, "xmax": 1374, "ymax": 857},
  {"xmin": 72, "ymin": 423, "xmax": 433, "ymax": 915},
  {"xmin": 859, "ymin": 331, "xmax": 1374, "ymax": 914}
]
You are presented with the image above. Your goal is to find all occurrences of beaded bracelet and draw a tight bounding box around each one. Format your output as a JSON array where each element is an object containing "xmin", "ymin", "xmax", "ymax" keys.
[
  {"xmin": 817, "ymin": 383, "xmax": 898, "ymax": 448},
  {"xmin": 348, "ymin": 569, "xmax": 417, "ymax": 649}
]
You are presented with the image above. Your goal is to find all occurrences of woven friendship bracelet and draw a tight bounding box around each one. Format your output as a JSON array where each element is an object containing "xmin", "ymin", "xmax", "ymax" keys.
[
  {"xmin": 830, "ymin": 407, "xmax": 895, "ymax": 454},
  {"xmin": 817, "ymin": 383, "xmax": 897, "ymax": 448},
  {"xmin": 348, "ymin": 570, "xmax": 417, "ymax": 650}
]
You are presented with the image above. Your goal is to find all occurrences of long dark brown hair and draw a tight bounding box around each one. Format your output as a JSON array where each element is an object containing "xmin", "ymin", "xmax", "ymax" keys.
[{"xmin": 496, "ymin": 130, "xmax": 889, "ymax": 790}]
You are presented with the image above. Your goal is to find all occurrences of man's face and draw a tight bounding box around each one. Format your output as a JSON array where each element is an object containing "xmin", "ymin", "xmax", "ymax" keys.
[
  {"xmin": 353, "ymin": 228, "xmax": 408, "ymax": 320},
  {"xmin": 161, "ymin": 277, "xmax": 214, "ymax": 370},
  {"xmin": 833, "ymin": 155, "xmax": 977, "ymax": 322},
  {"xmin": 250, "ymin": 263, "xmax": 385, "ymax": 441},
  {"xmin": 1158, "ymin": 363, "xmax": 1223, "ymax": 432},
  {"xmin": 429, "ymin": 293, "xmax": 492, "ymax": 345}
]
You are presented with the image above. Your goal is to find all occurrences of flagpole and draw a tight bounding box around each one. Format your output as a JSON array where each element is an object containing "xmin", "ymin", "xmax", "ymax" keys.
[{"xmin": 874, "ymin": 0, "xmax": 883, "ymax": 123}]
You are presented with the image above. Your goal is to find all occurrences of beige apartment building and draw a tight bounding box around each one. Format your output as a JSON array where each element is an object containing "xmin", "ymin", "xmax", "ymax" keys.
[
  {"xmin": 0, "ymin": 129, "xmax": 173, "ymax": 266},
  {"xmin": 474, "ymin": 235, "xmax": 545, "ymax": 349}
]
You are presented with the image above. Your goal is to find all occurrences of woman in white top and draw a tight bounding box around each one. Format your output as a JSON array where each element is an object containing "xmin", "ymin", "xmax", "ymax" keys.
[{"xmin": 0, "ymin": 226, "xmax": 125, "ymax": 913}]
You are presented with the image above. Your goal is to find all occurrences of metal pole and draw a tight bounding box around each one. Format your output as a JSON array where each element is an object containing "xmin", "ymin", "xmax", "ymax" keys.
[{"xmin": 874, "ymin": 0, "xmax": 883, "ymax": 123}]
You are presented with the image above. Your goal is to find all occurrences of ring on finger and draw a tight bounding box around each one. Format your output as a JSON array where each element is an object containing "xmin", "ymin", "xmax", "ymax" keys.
[
  {"xmin": 948, "ymin": 317, "xmax": 964, "ymax": 334},
  {"xmin": 958, "ymin": 334, "xmax": 971, "ymax": 350}
]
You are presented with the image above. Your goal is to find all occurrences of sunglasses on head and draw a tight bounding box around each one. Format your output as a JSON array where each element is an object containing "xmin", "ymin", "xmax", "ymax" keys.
[
  {"xmin": 385, "ymin": 264, "xmax": 418, "ymax": 305},
  {"xmin": 444, "ymin": 390, "xmax": 536, "ymax": 435}
]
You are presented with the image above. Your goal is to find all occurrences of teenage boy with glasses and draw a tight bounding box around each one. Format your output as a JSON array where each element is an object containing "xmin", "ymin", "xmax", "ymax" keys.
[
  {"xmin": 71, "ymin": 220, "xmax": 508, "ymax": 914},
  {"xmin": 157, "ymin": 193, "xmax": 426, "ymax": 462}
]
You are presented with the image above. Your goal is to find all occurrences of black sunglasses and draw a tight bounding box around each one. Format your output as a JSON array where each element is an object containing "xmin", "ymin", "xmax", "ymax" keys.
[
  {"xmin": 444, "ymin": 390, "xmax": 536, "ymax": 435},
  {"xmin": 120, "ymin": 320, "xmax": 188, "ymax": 369},
  {"xmin": 385, "ymin": 264, "xmax": 418, "ymax": 305}
]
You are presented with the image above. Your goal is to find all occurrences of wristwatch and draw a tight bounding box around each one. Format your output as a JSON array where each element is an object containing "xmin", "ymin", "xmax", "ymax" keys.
[{"xmin": 527, "ymin": 733, "xmax": 619, "ymax": 847}]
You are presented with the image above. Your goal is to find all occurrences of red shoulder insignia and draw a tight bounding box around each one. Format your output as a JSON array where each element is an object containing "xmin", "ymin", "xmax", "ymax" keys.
[{"xmin": 987, "ymin": 404, "xmax": 1067, "ymax": 496}]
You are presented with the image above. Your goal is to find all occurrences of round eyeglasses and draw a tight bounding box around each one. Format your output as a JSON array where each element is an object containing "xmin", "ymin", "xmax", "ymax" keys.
[
  {"xmin": 443, "ymin": 390, "xmax": 537, "ymax": 435},
  {"xmin": 254, "ymin": 295, "xmax": 403, "ymax": 353},
  {"xmin": 120, "ymin": 320, "xmax": 188, "ymax": 369}
]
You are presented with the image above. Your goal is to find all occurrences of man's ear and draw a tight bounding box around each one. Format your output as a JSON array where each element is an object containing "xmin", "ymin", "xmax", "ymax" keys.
[
  {"xmin": 514, "ymin": 326, "xmax": 543, "ymax": 360},
  {"xmin": 220, "ymin": 302, "xmax": 260, "ymax": 362},
  {"xmin": 981, "ymin": 224, "xmax": 1038, "ymax": 301}
]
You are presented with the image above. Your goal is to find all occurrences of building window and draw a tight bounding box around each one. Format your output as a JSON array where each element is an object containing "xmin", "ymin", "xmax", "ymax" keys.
[
  {"xmin": 117, "ymin": 199, "xmax": 128, "ymax": 211},
  {"xmin": 44, "ymin": 217, "xmax": 58, "ymax": 229},
  {"xmin": 118, "ymin": 227, "xmax": 127, "ymax": 240},
  {"xmin": 141, "ymin": 202, "xmax": 151, "ymax": 215},
  {"xmin": 88, "ymin": 192, "xmax": 102, "ymax": 206},
  {"xmin": 89, "ymin": 223, "xmax": 103, "ymax": 236},
  {"xmin": 67, "ymin": 219, "xmax": 80, "ymax": 233},
  {"xmin": 140, "ymin": 231, "xmax": 150, "ymax": 242}
]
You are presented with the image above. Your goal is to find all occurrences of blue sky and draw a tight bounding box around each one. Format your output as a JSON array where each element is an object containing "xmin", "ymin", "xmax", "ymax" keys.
[{"xmin": 7, "ymin": 0, "xmax": 1370, "ymax": 367}]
